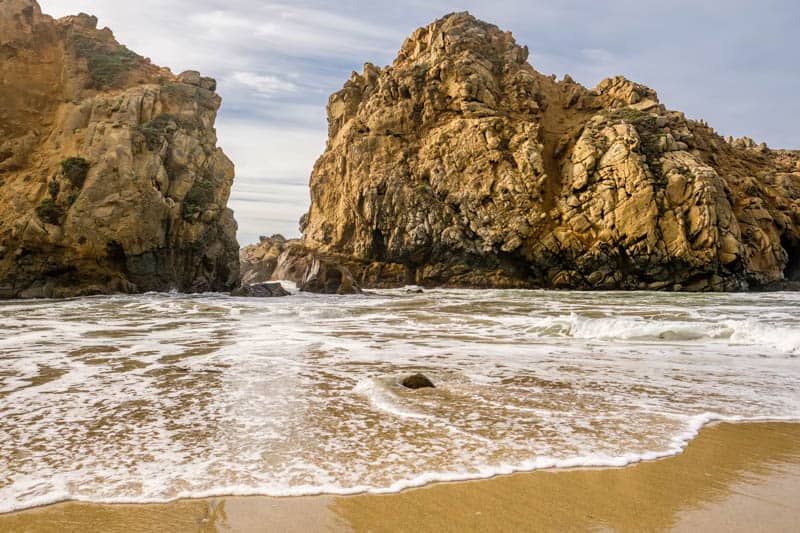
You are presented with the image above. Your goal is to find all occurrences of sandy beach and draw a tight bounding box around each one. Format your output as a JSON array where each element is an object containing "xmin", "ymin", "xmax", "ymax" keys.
[
  {"xmin": 2, "ymin": 1, "xmax": 799, "ymax": 532},
  {"xmin": 2, "ymin": 421, "xmax": 798, "ymax": 532}
]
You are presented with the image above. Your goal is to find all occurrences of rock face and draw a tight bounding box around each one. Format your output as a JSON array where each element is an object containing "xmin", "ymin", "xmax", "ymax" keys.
[
  {"xmin": 0, "ymin": 0, "xmax": 239, "ymax": 298},
  {"xmin": 299, "ymin": 12, "xmax": 800, "ymax": 291}
]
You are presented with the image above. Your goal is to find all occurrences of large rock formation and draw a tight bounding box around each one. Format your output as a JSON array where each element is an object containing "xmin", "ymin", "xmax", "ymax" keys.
[
  {"xmin": 0, "ymin": 0, "xmax": 239, "ymax": 298},
  {"xmin": 295, "ymin": 12, "xmax": 800, "ymax": 291}
]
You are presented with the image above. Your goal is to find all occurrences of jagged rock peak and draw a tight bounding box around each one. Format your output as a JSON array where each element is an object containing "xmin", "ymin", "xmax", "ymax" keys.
[
  {"xmin": 593, "ymin": 76, "xmax": 659, "ymax": 108},
  {"xmin": 394, "ymin": 11, "xmax": 529, "ymax": 67}
]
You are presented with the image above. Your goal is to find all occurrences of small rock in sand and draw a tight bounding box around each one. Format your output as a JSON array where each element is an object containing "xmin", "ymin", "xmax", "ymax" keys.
[{"xmin": 402, "ymin": 373, "xmax": 435, "ymax": 389}]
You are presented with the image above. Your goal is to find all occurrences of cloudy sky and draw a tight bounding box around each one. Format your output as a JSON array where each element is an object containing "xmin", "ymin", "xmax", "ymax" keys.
[{"xmin": 40, "ymin": 1, "xmax": 800, "ymax": 244}]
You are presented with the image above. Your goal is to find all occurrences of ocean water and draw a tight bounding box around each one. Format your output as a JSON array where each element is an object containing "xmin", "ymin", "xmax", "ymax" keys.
[{"xmin": 1, "ymin": 288, "xmax": 799, "ymax": 512}]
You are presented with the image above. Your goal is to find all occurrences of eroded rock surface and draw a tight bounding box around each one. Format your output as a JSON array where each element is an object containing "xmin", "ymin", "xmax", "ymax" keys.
[
  {"xmin": 296, "ymin": 12, "xmax": 800, "ymax": 291},
  {"xmin": 0, "ymin": 0, "xmax": 239, "ymax": 298}
]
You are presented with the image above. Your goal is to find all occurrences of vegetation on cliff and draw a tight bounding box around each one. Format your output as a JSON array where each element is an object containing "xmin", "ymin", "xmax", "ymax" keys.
[{"xmin": 67, "ymin": 33, "xmax": 143, "ymax": 89}]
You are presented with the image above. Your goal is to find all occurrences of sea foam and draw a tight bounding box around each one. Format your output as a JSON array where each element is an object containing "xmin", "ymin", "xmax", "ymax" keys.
[{"xmin": 1, "ymin": 289, "xmax": 799, "ymax": 513}]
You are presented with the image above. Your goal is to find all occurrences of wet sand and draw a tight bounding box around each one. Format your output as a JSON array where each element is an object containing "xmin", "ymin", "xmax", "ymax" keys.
[{"xmin": 2, "ymin": 422, "xmax": 799, "ymax": 532}]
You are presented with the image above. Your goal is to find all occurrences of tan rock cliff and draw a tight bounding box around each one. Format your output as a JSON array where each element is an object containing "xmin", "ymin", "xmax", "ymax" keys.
[
  {"xmin": 0, "ymin": 0, "xmax": 239, "ymax": 298},
  {"xmin": 293, "ymin": 12, "xmax": 800, "ymax": 291}
]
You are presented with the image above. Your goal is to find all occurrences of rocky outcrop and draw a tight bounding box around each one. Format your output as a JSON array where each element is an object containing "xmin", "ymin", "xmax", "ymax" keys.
[
  {"xmin": 241, "ymin": 236, "xmax": 363, "ymax": 295},
  {"xmin": 298, "ymin": 12, "xmax": 800, "ymax": 291},
  {"xmin": 0, "ymin": 0, "xmax": 239, "ymax": 298},
  {"xmin": 240, "ymin": 234, "xmax": 287, "ymax": 286}
]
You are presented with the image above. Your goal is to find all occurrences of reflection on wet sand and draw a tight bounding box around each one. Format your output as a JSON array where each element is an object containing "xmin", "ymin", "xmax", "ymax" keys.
[{"xmin": 2, "ymin": 422, "xmax": 798, "ymax": 532}]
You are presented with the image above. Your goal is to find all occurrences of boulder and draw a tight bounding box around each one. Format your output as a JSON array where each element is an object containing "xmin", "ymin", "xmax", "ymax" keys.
[
  {"xmin": 299, "ymin": 257, "xmax": 361, "ymax": 295},
  {"xmin": 402, "ymin": 374, "xmax": 435, "ymax": 390},
  {"xmin": 231, "ymin": 282, "xmax": 290, "ymax": 298}
]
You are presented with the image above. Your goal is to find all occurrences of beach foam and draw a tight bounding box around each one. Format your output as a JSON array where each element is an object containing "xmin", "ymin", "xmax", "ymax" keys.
[{"xmin": 1, "ymin": 290, "xmax": 799, "ymax": 513}]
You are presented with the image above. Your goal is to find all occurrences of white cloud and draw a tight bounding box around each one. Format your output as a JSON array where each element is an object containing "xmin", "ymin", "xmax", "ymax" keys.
[
  {"xmin": 229, "ymin": 71, "xmax": 298, "ymax": 97},
  {"xmin": 229, "ymin": 180, "xmax": 308, "ymax": 243},
  {"xmin": 216, "ymin": 119, "xmax": 325, "ymax": 243},
  {"xmin": 188, "ymin": 9, "xmax": 252, "ymax": 32},
  {"xmin": 216, "ymin": 119, "xmax": 326, "ymax": 180},
  {"xmin": 186, "ymin": 3, "xmax": 401, "ymax": 59}
]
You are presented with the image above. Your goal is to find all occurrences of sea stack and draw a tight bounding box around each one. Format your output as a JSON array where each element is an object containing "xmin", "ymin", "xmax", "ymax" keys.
[
  {"xmin": 269, "ymin": 12, "xmax": 799, "ymax": 292},
  {"xmin": 0, "ymin": 0, "xmax": 239, "ymax": 298}
]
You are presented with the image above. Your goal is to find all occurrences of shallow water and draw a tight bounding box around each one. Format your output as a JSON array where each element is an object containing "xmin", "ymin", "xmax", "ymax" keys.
[{"xmin": 1, "ymin": 288, "xmax": 799, "ymax": 512}]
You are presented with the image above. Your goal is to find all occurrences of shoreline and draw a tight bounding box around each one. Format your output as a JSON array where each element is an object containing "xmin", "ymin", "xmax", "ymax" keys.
[
  {"xmin": 3, "ymin": 421, "xmax": 800, "ymax": 531},
  {"xmin": 1, "ymin": 415, "xmax": 794, "ymax": 513}
]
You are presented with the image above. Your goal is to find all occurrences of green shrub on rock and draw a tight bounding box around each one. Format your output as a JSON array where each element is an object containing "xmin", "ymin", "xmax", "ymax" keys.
[
  {"xmin": 138, "ymin": 114, "xmax": 179, "ymax": 151},
  {"xmin": 36, "ymin": 199, "xmax": 64, "ymax": 225},
  {"xmin": 184, "ymin": 178, "xmax": 215, "ymax": 207},
  {"xmin": 69, "ymin": 34, "xmax": 142, "ymax": 89},
  {"xmin": 181, "ymin": 202, "xmax": 202, "ymax": 221},
  {"xmin": 60, "ymin": 157, "xmax": 90, "ymax": 188},
  {"xmin": 48, "ymin": 180, "xmax": 60, "ymax": 199}
]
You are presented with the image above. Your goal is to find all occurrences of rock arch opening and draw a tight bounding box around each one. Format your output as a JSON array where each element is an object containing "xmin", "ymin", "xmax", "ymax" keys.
[{"xmin": 782, "ymin": 236, "xmax": 800, "ymax": 282}]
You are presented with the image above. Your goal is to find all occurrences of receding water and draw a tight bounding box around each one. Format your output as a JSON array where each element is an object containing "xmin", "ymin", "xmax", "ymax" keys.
[{"xmin": 1, "ymin": 287, "xmax": 799, "ymax": 512}]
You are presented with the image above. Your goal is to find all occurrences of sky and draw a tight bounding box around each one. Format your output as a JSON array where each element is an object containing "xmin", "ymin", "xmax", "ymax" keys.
[{"xmin": 39, "ymin": 1, "xmax": 800, "ymax": 245}]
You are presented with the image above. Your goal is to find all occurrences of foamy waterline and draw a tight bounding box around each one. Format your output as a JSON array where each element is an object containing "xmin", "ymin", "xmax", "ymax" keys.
[
  {"xmin": 3, "ymin": 415, "xmax": 798, "ymax": 514},
  {"xmin": 1, "ymin": 289, "xmax": 799, "ymax": 514}
]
